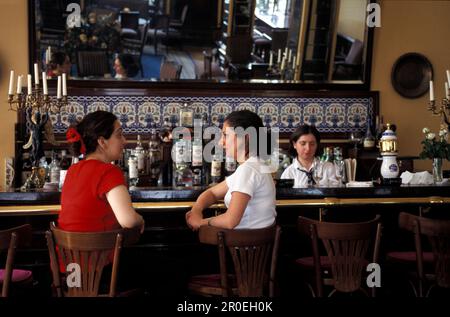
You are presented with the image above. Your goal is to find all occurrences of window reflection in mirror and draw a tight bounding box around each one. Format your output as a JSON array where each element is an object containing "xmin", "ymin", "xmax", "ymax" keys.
[{"xmin": 33, "ymin": 0, "xmax": 372, "ymax": 83}]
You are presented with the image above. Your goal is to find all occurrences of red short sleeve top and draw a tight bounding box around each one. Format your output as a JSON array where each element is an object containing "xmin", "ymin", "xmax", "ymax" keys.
[{"xmin": 59, "ymin": 160, "xmax": 126, "ymax": 232}]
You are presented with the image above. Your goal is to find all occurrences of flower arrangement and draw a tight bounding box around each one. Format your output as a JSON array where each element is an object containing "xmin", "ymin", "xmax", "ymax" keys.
[
  {"xmin": 419, "ymin": 126, "xmax": 450, "ymax": 160},
  {"xmin": 64, "ymin": 12, "xmax": 121, "ymax": 63}
]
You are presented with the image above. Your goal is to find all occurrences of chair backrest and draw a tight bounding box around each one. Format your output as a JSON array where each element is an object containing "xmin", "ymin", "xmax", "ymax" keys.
[
  {"xmin": 46, "ymin": 222, "xmax": 140, "ymax": 297},
  {"xmin": 198, "ymin": 224, "xmax": 281, "ymax": 297},
  {"xmin": 76, "ymin": 51, "xmax": 110, "ymax": 77},
  {"xmin": 122, "ymin": 21, "xmax": 150, "ymax": 56},
  {"xmin": 0, "ymin": 224, "xmax": 32, "ymax": 297},
  {"xmin": 160, "ymin": 61, "xmax": 182, "ymax": 80},
  {"xmin": 399, "ymin": 212, "xmax": 450, "ymax": 288},
  {"xmin": 120, "ymin": 11, "xmax": 140, "ymax": 30},
  {"xmin": 298, "ymin": 215, "xmax": 382, "ymax": 296}
]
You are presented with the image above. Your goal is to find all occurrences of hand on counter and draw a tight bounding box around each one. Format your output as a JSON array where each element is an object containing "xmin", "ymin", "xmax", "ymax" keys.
[{"xmin": 186, "ymin": 209, "xmax": 208, "ymax": 231}]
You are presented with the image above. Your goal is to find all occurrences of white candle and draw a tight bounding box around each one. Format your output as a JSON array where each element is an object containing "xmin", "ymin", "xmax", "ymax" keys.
[
  {"xmin": 269, "ymin": 51, "xmax": 273, "ymax": 67},
  {"xmin": 446, "ymin": 82, "xmax": 449, "ymax": 100},
  {"xmin": 284, "ymin": 47, "xmax": 288, "ymax": 59},
  {"xmin": 62, "ymin": 73, "xmax": 67, "ymax": 96},
  {"xmin": 47, "ymin": 46, "xmax": 51, "ymax": 64},
  {"xmin": 8, "ymin": 70, "xmax": 14, "ymax": 95},
  {"xmin": 57, "ymin": 76, "xmax": 62, "ymax": 99},
  {"xmin": 292, "ymin": 56, "xmax": 296, "ymax": 69},
  {"xmin": 447, "ymin": 70, "xmax": 450, "ymax": 88},
  {"xmin": 277, "ymin": 49, "xmax": 281, "ymax": 64},
  {"xmin": 288, "ymin": 49, "xmax": 292, "ymax": 63},
  {"xmin": 27, "ymin": 74, "xmax": 32, "ymax": 95},
  {"xmin": 34, "ymin": 63, "xmax": 39, "ymax": 86},
  {"xmin": 42, "ymin": 71, "xmax": 48, "ymax": 95},
  {"xmin": 16, "ymin": 75, "xmax": 22, "ymax": 94},
  {"xmin": 280, "ymin": 57, "xmax": 286, "ymax": 71},
  {"xmin": 429, "ymin": 80, "xmax": 435, "ymax": 101}
]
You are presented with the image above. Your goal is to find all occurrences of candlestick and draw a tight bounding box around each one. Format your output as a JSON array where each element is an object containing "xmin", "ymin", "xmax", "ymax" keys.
[
  {"xmin": 446, "ymin": 70, "xmax": 450, "ymax": 88},
  {"xmin": 62, "ymin": 73, "xmax": 67, "ymax": 96},
  {"xmin": 57, "ymin": 76, "xmax": 62, "ymax": 99},
  {"xmin": 42, "ymin": 71, "xmax": 48, "ymax": 95},
  {"xmin": 429, "ymin": 80, "xmax": 434, "ymax": 101},
  {"xmin": 8, "ymin": 70, "xmax": 14, "ymax": 95},
  {"xmin": 269, "ymin": 51, "xmax": 273, "ymax": 67},
  {"xmin": 27, "ymin": 74, "xmax": 32, "ymax": 95},
  {"xmin": 34, "ymin": 63, "xmax": 39, "ymax": 86},
  {"xmin": 16, "ymin": 75, "xmax": 22, "ymax": 94},
  {"xmin": 277, "ymin": 49, "xmax": 281, "ymax": 64}
]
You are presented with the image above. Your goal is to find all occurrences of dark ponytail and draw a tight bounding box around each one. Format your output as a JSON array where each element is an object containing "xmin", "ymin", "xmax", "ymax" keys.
[{"xmin": 67, "ymin": 110, "xmax": 118, "ymax": 156}]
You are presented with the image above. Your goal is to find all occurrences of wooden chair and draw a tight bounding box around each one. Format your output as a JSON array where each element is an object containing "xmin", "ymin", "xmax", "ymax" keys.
[
  {"xmin": 188, "ymin": 224, "xmax": 281, "ymax": 297},
  {"xmin": 0, "ymin": 224, "xmax": 33, "ymax": 297},
  {"xmin": 297, "ymin": 215, "xmax": 382, "ymax": 297},
  {"xmin": 45, "ymin": 222, "xmax": 140, "ymax": 297},
  {"xmin": 76, "ymin": 51, "xmax": 110, "ymax": 78},
  {"xmin": 391, "ymin": 212, "xmax": 450, "ymax": 297},
  {"xmin": 121, "ymin": 21, "xmax": 150, "ymax": 77}
]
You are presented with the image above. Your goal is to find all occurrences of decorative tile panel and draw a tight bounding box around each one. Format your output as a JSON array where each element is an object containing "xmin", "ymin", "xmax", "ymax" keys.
[{"xmin": 51, "ymin": 95, "xmax": 375, "ymax": 134}]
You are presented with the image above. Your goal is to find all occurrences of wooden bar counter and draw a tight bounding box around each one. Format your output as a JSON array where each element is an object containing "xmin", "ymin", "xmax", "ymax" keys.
[{"xmin": 1, "ymin": 185, "xmax": 449, "ymax": 296}]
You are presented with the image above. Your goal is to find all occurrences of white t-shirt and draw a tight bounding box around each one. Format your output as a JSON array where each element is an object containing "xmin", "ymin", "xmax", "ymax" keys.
[
  {"xmin": 280, "ymin": 157, "xmax": 339, "ymax": 188},
  {"xmin": 225, "ymin": 156, "xmax": 276, "ymax": 229}
]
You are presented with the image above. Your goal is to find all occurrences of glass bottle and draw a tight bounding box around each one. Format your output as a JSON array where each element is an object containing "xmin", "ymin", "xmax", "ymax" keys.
[
  {"xmin": 135, "ymin": 134, "xmax": 146, "ymax": 174},
  {"xmin": 179, "ymin": 102, "xmax": 194, "ymax": 128},
  {"xmin": 49, "ymin": 151, "xmax": 61, "ymax": 184},
  {"xmin": 148, "ymin": 125, "xmax": 162, "ymax": 184},
  {"xmin": 210, "ymin": 153, "xmax": 222, "ymax": 184},
  {"xmin": 333, "ymin": 146, "xmax": 346, "ymax": 185},
  {"xmin": 128, "ymin": 152, "xmax": 139, "ymax": 188},
  {"xmin": 363, "ymin": 122, "xmax": 376, "ymax": 149},
  {"xmin": 192, "ymin": 132, "xmax": 203, "ymax": 186}
]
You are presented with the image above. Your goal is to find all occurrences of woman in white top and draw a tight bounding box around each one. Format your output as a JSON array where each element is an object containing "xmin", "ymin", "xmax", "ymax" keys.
[
  {"xmin": 186, "ymin": 110, "xmax": 276, "ymax": 230},
  {"xmin": 281, "ymin": 124, "xmax": 339, "ymax": 188}
]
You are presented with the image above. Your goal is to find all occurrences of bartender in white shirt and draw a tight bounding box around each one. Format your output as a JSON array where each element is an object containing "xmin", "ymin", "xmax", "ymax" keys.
[{"xmin": 281, "ymin": 124, "xmax": 339, "ymax": 188}]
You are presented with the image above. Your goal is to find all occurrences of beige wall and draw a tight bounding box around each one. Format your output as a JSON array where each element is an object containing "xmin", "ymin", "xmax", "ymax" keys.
[
  {"xmin": 371, "ymin": 0, "xmax": 450, "ymax": 171},
  {"xmin": 1, "ymin": 0, "xmax": 450, "ymax": 186},
  {"xmin": 0, "ymin": 0, "xmax": 28, "ymax": 189}
]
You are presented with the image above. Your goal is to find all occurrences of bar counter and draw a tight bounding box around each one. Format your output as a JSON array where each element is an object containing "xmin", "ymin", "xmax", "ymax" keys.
[
  {"xmin": 1, "ymin": 184, "xmax": 449, "ymax": 296},
  {"xmin": 1, "ymin": 185, "xmax": 450, "ymax": 215}
]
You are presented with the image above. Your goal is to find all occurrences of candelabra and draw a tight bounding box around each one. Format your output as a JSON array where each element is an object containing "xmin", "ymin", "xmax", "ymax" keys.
[
  {"xmin": 428, "ymin": 98, "xmax": 450, "ymax": 128},
  {"xmin": 428, "ymin": 72, "xmax": 450, "ymax": 129},
  {"xmin": 7, "ymin": 68, "xmax": 68, "ymax": 191}
]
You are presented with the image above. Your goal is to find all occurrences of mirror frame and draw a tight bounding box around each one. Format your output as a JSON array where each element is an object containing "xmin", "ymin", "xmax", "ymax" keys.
[{"xmin": 28, "ymin": 0, "xmax": 375, "ymax": 91}]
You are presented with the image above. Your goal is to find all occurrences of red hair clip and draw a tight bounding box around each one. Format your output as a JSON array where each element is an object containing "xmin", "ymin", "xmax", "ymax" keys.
[{"xmin": 66, "ymin": 127, "xmax": 86, "ymax": 155}]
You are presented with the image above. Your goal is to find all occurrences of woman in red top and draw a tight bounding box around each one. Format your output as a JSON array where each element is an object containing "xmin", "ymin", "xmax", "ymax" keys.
[{"xmin": 59, "ymin": 110, "xmax": 144, "ymax": 232}]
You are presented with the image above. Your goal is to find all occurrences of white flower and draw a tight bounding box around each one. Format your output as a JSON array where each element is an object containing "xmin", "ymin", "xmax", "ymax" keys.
[
  {"xmin": 439, "ymin": 129, "xmax": 448, "ymax": 137},
  {"xmin": 426, "ymin": 133, "xmax": 436, "ymax": 140},
  {"xmin": 423, "ymin": 127, "xmax": 430, "ymax": 134}
]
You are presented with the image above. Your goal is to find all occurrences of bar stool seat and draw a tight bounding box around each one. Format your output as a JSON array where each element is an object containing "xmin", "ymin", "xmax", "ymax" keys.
[
  {"xmin": 387, "ymin": 251, "xmax": 434, "ymax": 264},
  {"xmin": 188, "ymin": 274, "xmax": 238, "ymax": 296},
  {"xmin": 295, "ymin": 256, "xmax": 332, "ymax": 269},
  {"xmin": 0, "ymin": 269, "xmax": 32, "ymax": 283}
]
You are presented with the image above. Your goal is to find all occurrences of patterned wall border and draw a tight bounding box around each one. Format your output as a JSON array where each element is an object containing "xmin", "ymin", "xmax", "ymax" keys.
[{"xmin": 50, "ymin": 95, "xmax": 374, "ymax": 134}]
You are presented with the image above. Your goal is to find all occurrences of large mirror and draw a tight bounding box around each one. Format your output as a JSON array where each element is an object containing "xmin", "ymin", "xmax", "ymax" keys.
[{"xmin": 29, "ymin": 0, "xmax": 374, "ymax": 87}]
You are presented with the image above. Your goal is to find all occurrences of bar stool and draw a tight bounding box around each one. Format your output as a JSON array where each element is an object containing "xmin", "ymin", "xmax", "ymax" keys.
[
  {"xmin": 46, "ymin": 222, "xmax": 140, "ymax": 297},
  {"xmin": 387, "ymin": 212, "xmax": 450, "ymax": 297},
  {"xmin": 296, "ymin": 215, "xmax": 382, "ymax": 297},
  {"xmin": 0, "ymin": 224, "xmax": 33, "ymax": 297},
  {"xmin": 188, "ymin": 224, "xmax": 281, "ymax": 297}
]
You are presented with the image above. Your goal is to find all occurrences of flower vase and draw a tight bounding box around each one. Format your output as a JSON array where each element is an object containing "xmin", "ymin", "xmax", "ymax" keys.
[{"xmin": 432, "ymin": 158, "xmax": 443, "ymax": 183}]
